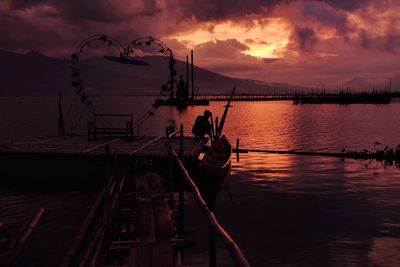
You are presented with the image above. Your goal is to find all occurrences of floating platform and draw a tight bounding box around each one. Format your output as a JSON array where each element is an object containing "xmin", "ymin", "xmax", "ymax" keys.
[{"xmin": 155, "ymin": 98, "xmax": 209, "ymax": 107}]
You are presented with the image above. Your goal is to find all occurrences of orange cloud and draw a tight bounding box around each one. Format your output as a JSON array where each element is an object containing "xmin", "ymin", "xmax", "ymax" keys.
[{"xmin": 168, "ymin": 17, "xmax": 291, "ymax": 59}]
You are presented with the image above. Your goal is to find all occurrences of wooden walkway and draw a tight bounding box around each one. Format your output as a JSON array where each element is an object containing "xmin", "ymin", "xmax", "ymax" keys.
[
  {"xmin": 0, "ymin": 135, "xmax": 206, "ymax": 159},
  {"xmin": 0, "ymin": 130, "xmax": 251, "ymax": 266},
  {"xmin": 102, "ymin": 172, "xmax": 177, "ymax": 267},
  {"xmin": 0, "ymin": 132, "xmax": 204, "ymax": 265},
  {"xmin": 59, "ymin": 165, "xmax": 179, "ymax": 266}
]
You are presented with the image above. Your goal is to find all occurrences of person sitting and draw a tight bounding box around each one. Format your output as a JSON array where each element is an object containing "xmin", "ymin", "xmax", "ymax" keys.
[{"xmin": 192, "ymin": 110, "xmax": 213, "ymax": 140}]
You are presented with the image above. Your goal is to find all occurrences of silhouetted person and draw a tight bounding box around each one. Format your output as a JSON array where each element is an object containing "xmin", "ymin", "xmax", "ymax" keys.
[
  {"xmin": 192, "ymin": 110, "xmax": 213, "ymax": 140},
  {"xmin": 177, "ymin": 75, "xmax": 185, "ymax": 101}
]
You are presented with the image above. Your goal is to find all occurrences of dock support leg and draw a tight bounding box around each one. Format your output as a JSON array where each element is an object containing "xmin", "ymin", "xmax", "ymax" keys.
[
  {"xmin": 165, "ymin": 127, "xmax": 175, "ymax": 212},
  {"xmin": 209, "ymin": 196, "xmax": 217, "ymax": 267},
  {"xmin": 178, "ymin": 124, "xmax": 184, "ymax": 242}
]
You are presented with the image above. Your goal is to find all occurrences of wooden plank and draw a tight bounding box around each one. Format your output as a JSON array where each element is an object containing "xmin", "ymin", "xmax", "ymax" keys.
[
  {"xmin": 128, "ymin": 247, "xmax": 138, "ymax": 267},
  {"xmin": 147, "ymin": 173, "xmax": 164, "ymax": 198},
  {"xmin": 61, "ymin": 187, "xmax": 106, "ymax": 267},
  {"xmin": 2, "ymin": 208, "xmax": 45, "ymax": 267},
  {"xmin": 153, "ymin": 198, "xmax": 174, "ymax": 242},
  {"xmin": 135, "ymin": 175, "xmax": 149, "ymax": 198},
  {"xmin": 129, "ymin": 136, "xmax": 163, "ymax": 156},
  {"xmin": 81, "ymin": 138, "xmax": 120, "ymax": 154},
  {"xmin": 0, "ymin": 136, "xmax": 205, "ymax": 158},
  {"xmin": 136, "ymin": 198, "xmax": 156, "ymax": 243},
  {"xmin": 137, "ymin": 244, "xmax": 151, "ymax": 267},
  {"xmin": 151, "ymin": 242, "xmax": 173, "ymax": 267}
]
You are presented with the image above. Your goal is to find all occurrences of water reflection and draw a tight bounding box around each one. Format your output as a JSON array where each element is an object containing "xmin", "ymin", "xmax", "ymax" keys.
[{"xmin": 2, "ymin": 97, "xmax": 400, "ymax": 266}]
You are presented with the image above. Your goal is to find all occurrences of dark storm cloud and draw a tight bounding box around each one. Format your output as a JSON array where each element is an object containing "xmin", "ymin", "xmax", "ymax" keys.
[
  {"xmin": 1, "ymin": 0, "xmax": 399, "ymax": 88},
  {"xmin": 170, "ymin": 0, "xmax": 372, "ymax": 22},
  {"xmin": 325, "ymin": 0, "xmax": 373, "ymax": 11},
  {"xmin": 9, "ymin": 0, "xmax": 161, "ymax": 22},
  {"xmin": 0, "ymin": 0, "xmax": 167, "ymax": 54},
  {"xmin": 360, "ymin": 32, "xmax": 400, "ymax": 53},
  {"xmin": 9, "ymin": 0, "xmax": 47, "ymax": 9},
  {"xmin": 169, "ymin": 0, "xmax": 280, "ymax": 21},
  {"xmin": 295, "ymin": 27, "xmax": 318, "ymax": 50},
  {"xmin": 298, "ymin": 1, "xmax": 351, "ymax": 33}
]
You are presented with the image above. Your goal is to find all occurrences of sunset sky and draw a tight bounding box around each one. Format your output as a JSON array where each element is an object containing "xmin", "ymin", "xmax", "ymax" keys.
[{"xmin": 1, "ymin": 0, "xmax": 400, "ymax": 88}]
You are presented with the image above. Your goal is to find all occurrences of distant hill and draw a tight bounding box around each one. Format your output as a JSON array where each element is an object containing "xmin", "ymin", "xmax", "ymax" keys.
[{"xmin": 0, "ymin": 50, "xmax": 298, "ymax": 96}]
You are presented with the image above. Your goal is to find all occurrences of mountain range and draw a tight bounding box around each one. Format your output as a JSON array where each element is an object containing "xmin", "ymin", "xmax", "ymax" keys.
[{"xmin": 0, "ymin": 50, "xmax": 297, "ymax": 96}]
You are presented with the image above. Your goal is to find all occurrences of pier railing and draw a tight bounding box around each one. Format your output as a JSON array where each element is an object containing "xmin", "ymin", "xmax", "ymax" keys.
[{"xmin": 165, "ymin": 125, "xmax": 251, "ymax": 267}]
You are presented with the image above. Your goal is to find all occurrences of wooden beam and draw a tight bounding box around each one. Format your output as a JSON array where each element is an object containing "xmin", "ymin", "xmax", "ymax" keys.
[
  {"xmin": 81, "ymin": 138, "xmax": 120, "ymax": 154},
  {"xmin": 2, "ymin": 208, "xmax": 45, "ymax": 267},
  {"xmin": 171, "ymin": 149, "xmax": 251, "ymax": 267}
]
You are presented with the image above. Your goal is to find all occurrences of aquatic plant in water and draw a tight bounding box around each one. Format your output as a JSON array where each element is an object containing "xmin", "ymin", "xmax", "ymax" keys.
[{"xmin": 342, "ymin": 144, "xmax": 400, "ymax": 168}]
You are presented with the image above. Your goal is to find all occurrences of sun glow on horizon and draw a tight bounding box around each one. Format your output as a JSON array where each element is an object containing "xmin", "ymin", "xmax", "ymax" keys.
[{"xmin": 169, "ymin": 18, "xmax": 291, "ymax": 59}]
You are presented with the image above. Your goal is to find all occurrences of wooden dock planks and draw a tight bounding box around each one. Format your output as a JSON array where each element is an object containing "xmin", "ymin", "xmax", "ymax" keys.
[
  {"xmin": 103, "ymin": 172, "xmax": 176, "ymax": 267},
  {"xmin": 0, "ymin": 135, "xmax": 206, "ymax": 158},
  {"xmin": 136, "ymin": 198, "xmax": 156, "ymax": 243},
  {"xmin": 132, "ymin": 173, "xmax": 175, "ymax": 267}
]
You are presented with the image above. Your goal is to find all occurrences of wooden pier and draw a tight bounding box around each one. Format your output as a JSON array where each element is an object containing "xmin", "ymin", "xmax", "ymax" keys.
[
  {"xmin": 154, "ymin": 98, "xmax": 209, "ymax": 107},
  {"xmin": 0, "ymin": 135, "xmax": 205, "ymax": 159},
  {"xmin": 0, "ymin": 128, "xmax": 251, "ymax": 266},
  {"xmin": 195, "ymin": 91, "xmax": 400, "ymax": 104}
]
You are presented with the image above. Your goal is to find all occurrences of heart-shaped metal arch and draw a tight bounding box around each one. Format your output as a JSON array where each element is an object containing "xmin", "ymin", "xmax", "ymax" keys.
[{"xmin": 70, "ymin": 35, "xmax": 176, "ymax": 116}]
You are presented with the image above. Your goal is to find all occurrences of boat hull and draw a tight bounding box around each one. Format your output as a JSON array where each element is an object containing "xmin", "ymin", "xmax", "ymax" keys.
[{"xmin": 197, "ymin": 135, "xmax": 231, "ymax": 196}]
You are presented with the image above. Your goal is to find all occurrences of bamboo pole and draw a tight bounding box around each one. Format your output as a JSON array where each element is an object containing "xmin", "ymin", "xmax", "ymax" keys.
[
  {"xmin": 171, "ymin": 149, "xmax": 251, "ymax": 267},
  {"xmin": 82, "ymin": 138, "xmax": 120, "ymax": 154},
  {"xmin": 129, "ymin": 136, "xmax": 163, "ymax": 155},
  {"xmin": 2, "ymin": 208, "xmax": 45, "ymax": 267}
]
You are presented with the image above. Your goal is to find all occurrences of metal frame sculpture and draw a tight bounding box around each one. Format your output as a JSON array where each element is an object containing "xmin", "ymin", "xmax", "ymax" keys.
[
  {"xmin": 70, "ymin": 35, "xmax": 176, "ymax": 131},
  {"xmin": 71, "ymin": 34, "xmax": 125, "ymax": 113},
  {"xmin": 126, "ymin": 36, "xmax": 176, "ymax": 99}
]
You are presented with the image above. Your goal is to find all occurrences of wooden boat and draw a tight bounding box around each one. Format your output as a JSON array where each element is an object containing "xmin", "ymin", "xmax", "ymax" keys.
[
  {"xmin": 197, "ymin": 86, "xmax": 235, "ymax": 196},
  {"xmin": 198, "ymin": 135, "xmax": 232, "ymax": 193}
]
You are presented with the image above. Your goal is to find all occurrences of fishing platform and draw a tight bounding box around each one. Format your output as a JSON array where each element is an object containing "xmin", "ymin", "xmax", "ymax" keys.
[
  {"xmin": 0, "ymin": 129, "xmax": 250, "ymax": 267},
  {"xmin": 0, "ymin": 127, "xmax": 202, "ymax": 265},
  {"xmin": 0, "ymin": 135, "xmax": 205, "ymax": 159}
]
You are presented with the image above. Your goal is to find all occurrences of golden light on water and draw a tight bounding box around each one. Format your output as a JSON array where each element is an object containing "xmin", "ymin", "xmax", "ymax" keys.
[{"xmin": 169, "ymin": 18, "xmax": 291, "ymax": 58}]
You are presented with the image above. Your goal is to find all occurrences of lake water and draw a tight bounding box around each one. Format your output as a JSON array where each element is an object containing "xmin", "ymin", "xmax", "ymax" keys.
[{"xmin": 1, "ymin": 96, "xmax": 400, "ymax": 266}]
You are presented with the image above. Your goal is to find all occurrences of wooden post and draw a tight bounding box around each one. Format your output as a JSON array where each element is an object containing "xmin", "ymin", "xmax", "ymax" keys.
[
  {"xmin": 58, "ymin": 91, "xmax": 65, "ymax": 136},
  {"xmin": 186, "ymin": 55, "xmax": 189, "ymax": 87},
  {"xmin": 166, "ymin": 127, "xmax": 174, "ymax": 212},
  {"xmin": 170, "ymin": 150, "xmax": 251, "ymax": 267},
  {"xmin": 105, "ymin": 144, "xmax": 112, "ymax": 215},
  {"xmin": 209, "ymin": 196, "xmax": 217, "ymax": 267},
  {"xmin": 105, "ymin": 144, "xmax": 110, "ymax": 184},
  {"xmin": 179, "ymin": 124, "xmax": 184, "ymax": 158},
  {"xmin": 215, "ymin": 117, "xmax": 219, "ymax": 139},
  {"xmin": 191, "ymin": 50, "xmax": 194, "ymax": 100},
  {"xmin": 178, "ymin": 124, "xmax": 184, "ymax": 238},
  {"xmin": 236, "ymin": 138, "xmax": 240, "ymax": 162}
]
